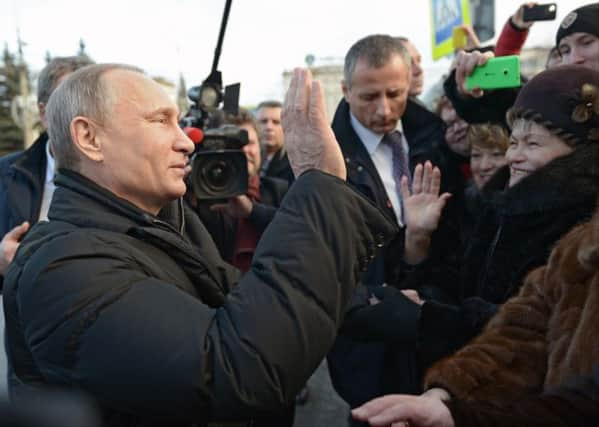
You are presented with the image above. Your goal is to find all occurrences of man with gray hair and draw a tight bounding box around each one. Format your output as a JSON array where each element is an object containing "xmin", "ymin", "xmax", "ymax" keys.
[
  {"xmin": 3, "ymin": 64, "xmax": 396, "ymax": 426},
  {"xmin": 0, "ymin": 55, "xmax": 93, "ymax": 283},
  {"xmin": 327, "ymin": 34, "xmax": 465, "ymax": 418}
]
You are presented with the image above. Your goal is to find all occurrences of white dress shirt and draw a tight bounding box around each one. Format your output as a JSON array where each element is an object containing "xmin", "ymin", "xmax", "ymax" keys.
[
  {"xmin": 38, "ymin": 141, "xmax": 56, "ymax": 222},
  {"xmin": 350, "ymin": 113, "xmax": 410, "ymax": 226}
]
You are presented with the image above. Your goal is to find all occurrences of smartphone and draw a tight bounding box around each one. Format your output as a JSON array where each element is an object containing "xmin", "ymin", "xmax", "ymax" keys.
[
  {"xmin": 466, "ymin": 55, "xmax": 521, "ymax": 90},
  {"xmin": 522, "ymin": 3, "xmax": 557, "ymax": 22},
  {"xmin": 452, "ymin": 27, "xmax": 467, "ymax": 50}
]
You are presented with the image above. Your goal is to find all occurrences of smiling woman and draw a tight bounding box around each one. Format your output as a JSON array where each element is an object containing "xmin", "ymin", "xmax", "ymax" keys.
[{"xmin": 364, "ymin": 65, "xmax": 599, "ymax": 387}]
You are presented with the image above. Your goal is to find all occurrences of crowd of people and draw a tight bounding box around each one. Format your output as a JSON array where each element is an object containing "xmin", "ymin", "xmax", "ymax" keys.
[{"xmin": 0, "ymin": 2, "xmax": 598, "ymax": 427}]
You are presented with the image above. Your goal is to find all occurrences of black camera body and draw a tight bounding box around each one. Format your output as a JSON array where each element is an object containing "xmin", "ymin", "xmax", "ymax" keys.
[{"xmin": 190, "ymin": 125, "xmax": 248, "ymax": 200}]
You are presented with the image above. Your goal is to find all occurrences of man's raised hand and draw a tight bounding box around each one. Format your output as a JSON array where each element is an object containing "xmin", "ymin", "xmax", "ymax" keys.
[{"xmin": 282, "ymin": 68, "xmax": 346, "ymax": 180}]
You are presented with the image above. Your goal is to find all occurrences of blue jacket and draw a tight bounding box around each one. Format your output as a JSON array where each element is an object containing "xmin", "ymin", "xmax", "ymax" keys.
[{"xmin": 0, "ymin": 133, "xmax": 48, "ymax": 287}]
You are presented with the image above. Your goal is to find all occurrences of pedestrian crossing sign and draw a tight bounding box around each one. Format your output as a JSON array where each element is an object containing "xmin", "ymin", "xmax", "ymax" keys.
[{"xmin": 430, "ymin": 0, "xmax": 471, "ymax": 60}]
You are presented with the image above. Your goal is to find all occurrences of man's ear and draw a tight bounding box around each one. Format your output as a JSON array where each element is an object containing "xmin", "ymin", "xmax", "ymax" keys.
[
  {"xmin": 70, "ymin": 117, "xmax": 104, "ymax": 162},
  {"xmin": 341, "ymin": 80, "xmax": 350, "ymax": 102}
]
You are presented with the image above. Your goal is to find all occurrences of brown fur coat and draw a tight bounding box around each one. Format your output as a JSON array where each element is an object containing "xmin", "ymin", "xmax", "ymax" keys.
[{"xmin": 424, "ymin": 207, "xmax": 599, "ymax": 403}]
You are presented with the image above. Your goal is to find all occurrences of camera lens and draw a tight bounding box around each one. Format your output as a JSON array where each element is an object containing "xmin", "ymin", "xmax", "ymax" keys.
[
  {"xmin": 191, "ymin": 150, "xmax": 249, "ymax": 200},
  {"xmin": 203, "ymin": 159, "xmax": 233, "ymax": 191}
]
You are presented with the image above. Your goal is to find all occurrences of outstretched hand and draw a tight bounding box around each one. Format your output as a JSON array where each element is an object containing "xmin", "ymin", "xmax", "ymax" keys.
[
  {"xmin": 352, "ymin": 393, "xmax": 455, "ymax": 427},
  {"xmin": 401, "ymin": 162, "xmax": 451, "ymax": 265},
  {"xmin": 401, "ymin": 162, "xmax": 451, "ymax": 237},
  {"xmin": 0, "ymin": 221, "xmax": 30, "ymax": 276},
  {"xmin": 282, "ymin": 68, "xmax": 346, "ymax": 180}
]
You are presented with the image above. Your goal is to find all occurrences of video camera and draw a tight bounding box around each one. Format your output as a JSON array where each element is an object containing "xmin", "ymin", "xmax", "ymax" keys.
[
  {"xmin": 180, "ymin": 0, "xmax": 246, "ymax": 201},
  {"xmin": 189, "ymin": 125, "xmax": 249, "ymax": 200}
]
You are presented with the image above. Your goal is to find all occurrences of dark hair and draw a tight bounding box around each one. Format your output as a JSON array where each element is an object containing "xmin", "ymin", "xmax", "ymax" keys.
[{"xmin": 223, "ymin": 108, "xmax": 257, "ymax": 133}]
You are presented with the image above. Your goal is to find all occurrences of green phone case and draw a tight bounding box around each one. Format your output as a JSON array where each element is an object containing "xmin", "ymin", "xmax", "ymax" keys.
[{"xmin": 466, "ymin": 55, "xmax": 521, "ymax": 90}]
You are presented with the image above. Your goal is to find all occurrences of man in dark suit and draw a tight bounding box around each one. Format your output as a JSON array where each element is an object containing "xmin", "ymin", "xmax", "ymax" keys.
[
  {"xmin": 327, "ymin": 34, "xmax": 465, "ymax": 418},
  {"xmin": 0, "ymin": 56, "xmax": 92, "ymax": 284},
  {"xmin": 256, "ymin": 100, "xmax": 294, "ymax": 185}
]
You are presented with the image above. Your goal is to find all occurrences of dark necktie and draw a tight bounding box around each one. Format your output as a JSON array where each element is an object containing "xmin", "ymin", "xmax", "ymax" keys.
[{"xmin": 382, "ymin": 130, "xmax": 411, "ymax": 191}]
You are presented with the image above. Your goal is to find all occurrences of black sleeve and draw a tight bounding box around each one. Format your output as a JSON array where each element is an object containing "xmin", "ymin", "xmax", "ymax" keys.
[
  {"xmin": 247, "ymin": 202, "xmax": 278, "ymax": 233},
  {"xmin": 418, "ymin": 297, "xmax": 499, "ymax": 364},
  {"xmin": 443, "ymin": 69, "xmax": 520, "ymax": 126}
]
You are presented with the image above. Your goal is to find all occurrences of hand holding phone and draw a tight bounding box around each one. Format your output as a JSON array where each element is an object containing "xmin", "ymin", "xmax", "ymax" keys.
[
  {"xmin": 466, "ymin": 55, "xmax": 521, "ymax": 91},
  {"xmin": 522, "ymin": 3, "xmax": 557, "ymax": 22},
  {"xmin": 454, "ymin": 50, "xmax": 495, "ymax": 98}
]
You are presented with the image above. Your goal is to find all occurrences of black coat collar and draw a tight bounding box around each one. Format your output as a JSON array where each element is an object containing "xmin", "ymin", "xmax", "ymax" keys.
[{"xmin": 51, "ymin": 169, "xmax": 185, "ymax": 235}]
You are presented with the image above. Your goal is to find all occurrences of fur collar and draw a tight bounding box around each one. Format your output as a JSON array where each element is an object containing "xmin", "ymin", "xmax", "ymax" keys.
[{"xmin": 482, "ymin": 143, "xmax": 599, "ymax": 216}]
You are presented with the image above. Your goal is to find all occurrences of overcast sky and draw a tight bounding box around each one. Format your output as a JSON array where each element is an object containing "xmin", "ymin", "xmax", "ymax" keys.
[{"xmin": 1, "ymin": 0, "xmax": 591, "ymax": 106}]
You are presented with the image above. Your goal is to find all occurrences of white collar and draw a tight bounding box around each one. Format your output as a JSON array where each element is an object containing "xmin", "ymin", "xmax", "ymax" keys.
[
  {"xmin": 349, "ymin": 113, "xmax": 404, "ymax": 155},
  {"xmin": 44, "ymin": 139, "xmax": 55, "ymax": 184}
]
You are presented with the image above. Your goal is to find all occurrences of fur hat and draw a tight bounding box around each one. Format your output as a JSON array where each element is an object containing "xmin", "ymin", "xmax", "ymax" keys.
[
  {"xmin": 556, "ymin": 3, "xmax": 599, "ymax": 47},
  {"xmin": 507, "ymin": 65, "xmax": 599, "ymax": 146}
]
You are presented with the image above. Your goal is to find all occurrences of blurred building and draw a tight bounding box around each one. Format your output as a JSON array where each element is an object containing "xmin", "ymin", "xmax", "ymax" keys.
[{"xmin": 283, "ymin": 55, "xmax": 345, "ymax": 123}]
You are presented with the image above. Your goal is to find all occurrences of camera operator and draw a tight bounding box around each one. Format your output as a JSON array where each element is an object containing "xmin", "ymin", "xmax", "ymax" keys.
[{"xmin": 188, "ymin": 109, "xmax": 288, "ymax": 274}]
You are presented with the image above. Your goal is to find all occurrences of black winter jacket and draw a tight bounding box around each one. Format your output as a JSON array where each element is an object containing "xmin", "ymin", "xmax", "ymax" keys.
[
  {"xmin": 260, "ymin": 148, "xmax": 294, "ymax": 186},
  {"xmin": 3, "ymin": 169, "xmax": 397, "ymax": 426}
]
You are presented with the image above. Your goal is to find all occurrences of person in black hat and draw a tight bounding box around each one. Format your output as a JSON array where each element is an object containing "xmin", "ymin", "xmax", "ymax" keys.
[
  {"xmin": 556, "ymin": 3, "xmax": 599, "ymax": 71},
  {"xmin": 352, "ymin": 65, "xmax": 599, "ymax": 427}
]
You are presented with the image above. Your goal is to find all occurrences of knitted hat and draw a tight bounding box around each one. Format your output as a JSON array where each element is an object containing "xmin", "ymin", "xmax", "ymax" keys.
[
  {"xmin": 556, "ymin": 3, "xmax": 599, "ymax": 46},
  {"xmin": 507, "ymin": 65, "xmax": 599, "ymax": 145}
]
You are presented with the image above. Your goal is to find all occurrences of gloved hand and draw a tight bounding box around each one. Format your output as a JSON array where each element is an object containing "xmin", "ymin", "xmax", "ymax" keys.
[{"xmin": 340, "ymin": 286, "xmax": 421, "ymax": 345}]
